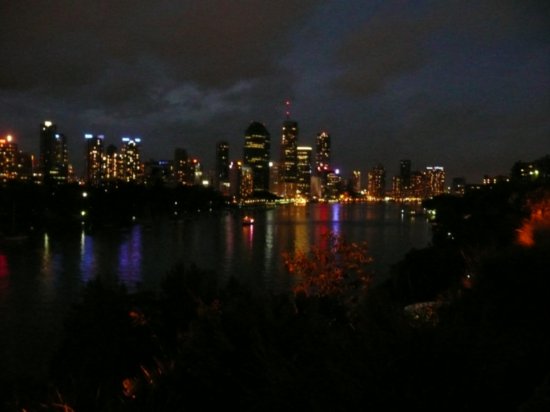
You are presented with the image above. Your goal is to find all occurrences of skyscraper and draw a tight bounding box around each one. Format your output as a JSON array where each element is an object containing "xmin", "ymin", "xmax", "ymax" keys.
[
  {"xmin": 350, "ymin": 170, "xmax": 362, "ymax": 193},
  {"xmin": 120, "ymin": 137, "xmax": 142, "ymax": 183},
  {"xmin": 216, "ymin": 141, "xmax": 229, "ymax": 181},
  {"xmin": 424, "ymin": 166, "xmax": 446, "ymax": 198},
  {"xmin": 0, "ymin": 135, "xmax": 18, "ymax": 182},
  {"xmin": 296, "ymin": 146, "xmax": 312, "ymax": 197},
  {"xmin": 40, "ymin": 120, "xmax": 69, "ymax": 184},
  {"xmin": 243, "ymin": 121, "xmax": 270, "ymax": 192},
  {"xmin": 400, "ymin": 159, "xmax": 411, "ymax": 189},
  {"xmin": 85, "ymin": 133, "xmax": 104, "ymax": 186},
  {"xmin": 368, "ymin": 164, "xmax": 386, "ymax": 200},
  {"xmin": 104, "ymin": 144, "xmax": 119, "ymax": 182},
  {"xmin": 174, "ymin": 148, "xmax": 188, "ymax": 185},
  {"xmin": 280, "ymin": 119, "xmax": 298, "ymax": 196},
  {"xmin": 215, "ymin": 141, "xmax": 230, "ymax": 195},
  {"xmin": 315, "ymin": 131, "xmax": 331, "ymax": 174}
]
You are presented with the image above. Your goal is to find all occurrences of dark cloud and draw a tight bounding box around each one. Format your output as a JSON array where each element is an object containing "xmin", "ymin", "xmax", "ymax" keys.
[
  {"xmin": 0, "ymin": 0, "xmax": 548, "ymax": 183},
  {"xmin": 332, "ymin": 0, "xmax": 550, "ymax": 97},
  {"xmin": 0, "ymin": 0, "xmax": 320, "ymax": 167},
  {"xmin": 0, "ymin": 1, "xmax": 319, "ymax": 94},
  {"xmin": 333, "ymin": 15, "xmax": 434, "ymax": 96}
]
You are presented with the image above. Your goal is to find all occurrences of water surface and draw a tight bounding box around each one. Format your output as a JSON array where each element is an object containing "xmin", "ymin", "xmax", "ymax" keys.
[{"xmin": 0, "ymin": 202, "xmax": 431, "ymax": 379}]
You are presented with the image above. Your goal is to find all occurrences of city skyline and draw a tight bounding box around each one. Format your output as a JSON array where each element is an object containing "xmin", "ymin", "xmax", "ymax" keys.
[
  {"xmin": 0, "ymin": 116, "xmax": 542, "ymax": 188},
  {"xmin": 1, "ymin": 1, "xmax": 548, "ymax": 183}
]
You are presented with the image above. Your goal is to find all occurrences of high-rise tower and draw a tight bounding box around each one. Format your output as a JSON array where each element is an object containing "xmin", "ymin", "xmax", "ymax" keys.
[
  {"xmin": 120, "ymin": 137, "xmax": 142, "ymax": 183},
  {"xmin": 368, "ymin": 164, "xmax": 386, "ymax": 200},
  {"xmin": 243, "ymin": 121, "xmax": 271, "ymax": 192},
  {"xmin": 296, "ymin": 146, "xmax": 312, "ymax": 197},
  {"xmin": 315, "ymin": 131, "xmax": 331, "ymax": 175},
  {"xmin": 85, "ymin": 133, "xmax": 104, "ymax": 186},
  {"xmin": 40, "ymin": 120, "xmax": 69, "ymax": 185},
  {"xmin": 215, "ymin": 141, "xmax": 230, "ymax": 195},
  {"xmin": 216, "ymin": 141, "xmax": 230, "ymax": 182},
  {"xmin": 424, "ymin": 166, "xmax": 445, "ymax": 198},
  {"xmin": 174, "ymin": 148, "xmax": 188, "ymax": 185},
  {"xmin": 0, "ymin": 135, "xmax": 18, "ymax": 182},
  {"xmin": 280, "ymin": 101, "xmax": 298, "ymax": 197}
]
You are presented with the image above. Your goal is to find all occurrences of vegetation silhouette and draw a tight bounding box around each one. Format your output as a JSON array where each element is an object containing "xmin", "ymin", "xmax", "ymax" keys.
[{"xmin": 2, "ymin": 156, "xmax": 550, "ymax": 411}]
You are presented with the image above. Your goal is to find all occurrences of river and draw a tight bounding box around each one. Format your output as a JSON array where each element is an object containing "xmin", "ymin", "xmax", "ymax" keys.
[{"xmin": 0, "ymin": 202, "xmax": 431, "ymax": 380}]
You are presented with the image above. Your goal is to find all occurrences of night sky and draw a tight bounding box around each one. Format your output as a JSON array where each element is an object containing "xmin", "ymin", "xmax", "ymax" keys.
[{"xmin": 1, "ymin": 0, "xmax": 548, "ymax": 183}]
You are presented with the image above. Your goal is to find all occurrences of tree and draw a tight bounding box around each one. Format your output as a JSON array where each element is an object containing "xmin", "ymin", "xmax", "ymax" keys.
[{"xmin": 283, "ymin": 232, "xmax": 373, "ymax": 311}]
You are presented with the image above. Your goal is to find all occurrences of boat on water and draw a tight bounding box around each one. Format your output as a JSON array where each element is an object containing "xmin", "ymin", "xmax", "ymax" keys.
[{"xmin": 242, "ymin": 215, "xmax": 255, "ymax": 226}]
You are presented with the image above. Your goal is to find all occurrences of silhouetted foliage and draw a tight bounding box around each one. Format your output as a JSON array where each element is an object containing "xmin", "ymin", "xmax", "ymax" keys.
[{"xmin": 3, "ymin": 173, "xmax": 550, "ymax": 411}]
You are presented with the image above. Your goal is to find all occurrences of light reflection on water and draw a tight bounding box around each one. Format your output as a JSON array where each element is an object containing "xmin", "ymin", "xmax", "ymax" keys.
[
  {"xmin": 0, "ymin": 253, "xmax": 9, "ymax": 301},
  {"xmin": 117, "ymin": 225, "xmax": 142, "ymax": 287},
  {"xmin": 80, "ymin": 229, "xmax": 95, "ymax": 284},
  {"xmin": 5, "ymin": 203, "xmax": 432, "ymax": 293},
  {"xmin": 0, "ymin": 203, "xmax": 432, "ymax": 380}
]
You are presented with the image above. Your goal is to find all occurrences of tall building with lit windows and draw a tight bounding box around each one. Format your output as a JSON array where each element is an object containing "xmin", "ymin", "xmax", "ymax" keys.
[
  {"xmin": 400, "ymin": 159, "xmax": 411, "ymax": 188},
  {"xmin": 0, "ymin": 135, "xmax": 18, "ymax": 182},
  {"xmin": 174, "ymin": 148, "xmax": 189, "ymax": 185},
  {"xmin": 296, "ymin": 146, "xmax": 312, "ymax": 197},
  {"xmin": 39, "ymin": 120, "xmax": 69, "ymax": 184},
  {"xmin": 280, "ymin": 119, "xmax": 298, "ymax": 196},
  {"xmin": 215, "ymin": 141, "xmax": 230, "ymax": 193},
  {"xmin": 424, "ymin": 166, "xmax": 445, "ymax": 198},
  {"xmin": 315, "ymin": 131, "xmax": 331, "ymax": 174},
  {"xmin": 367, "ymin": 164, "xmax": 386, "ymax": 200},
  {"xmin": 240, "ymin": 165, "xmax": 254, "ymax": 199},
  {"xmin": 410, "ymin": 171, "xmax": 424, "ymax": 199},
  {"xmin": 85, "ymin": 134, "xmax": 104, "ymax": 186},
  {"xmin": 350, "ymin": 170, "xmax": 361, "ymax": 193},
  {"xmin": 188, "ymin": 158, "xmax": 202, "ymax": 185},
  {"xmin": 243, "ymin": 122, "xmax": 270, "ymax": 192},
  {"xmin": 269, "ymin": 161, "xmax": 281, "ymax": 195},
  {"xmin": 120, "ymin": 137, "xmax": 142, "ymax": 183},
  {"xmin": 104, "ymin": 144, "xmax": 119, "ymax": 182}
]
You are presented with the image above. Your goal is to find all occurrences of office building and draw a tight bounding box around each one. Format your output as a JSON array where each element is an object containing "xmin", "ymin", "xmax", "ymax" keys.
[
  {"xmin": 367, "ymin": 164, "xmax": 386, "ymax": 200},
  {"xmin": 85, "ymin": 133, "xmax": 104, "ymax": 186},
  {"xmin": 296, "ymin": 146, "xmax": 312, "ymax": 197},
  {"xmin": 315, "ymin": 131, "xmax": 331, "ymax": 175},
  {"xmin": 120, "ymin": 137, "xmax": 142, "ymax": 183},
  {"xmin": 174, "ymin": 148, "xmax": 189, "ymax": 185},
  {"xmin": 424, "ymin": 166, "xmax": 445, "ymax": 197},
  {"xmin": 280, "ymin": 119, "xmax": 299, "ymax": 197},
  {"xmin": 39, "ymin": 121, "xmax": 69, "ymax": 184},
  {"xmin": 0, "ymin": 135, "xmax": 18, "ymax": 182},
  {"xmin": 243, "ymin": 122, "xmax": 270, "ymax": 192},
  {"xmin": 215, "ymin": 141, "xmax": 230, "ymax": 192}
]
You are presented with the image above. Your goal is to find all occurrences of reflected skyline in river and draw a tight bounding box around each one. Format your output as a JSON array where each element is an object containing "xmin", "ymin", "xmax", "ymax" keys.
[
  {"xmin": 1, "ymin": 202, "xmax": 432, "ymax": 292},
  {"xmin": 0, "ymin": 202, "xmax": 431, "ymax": 379}
]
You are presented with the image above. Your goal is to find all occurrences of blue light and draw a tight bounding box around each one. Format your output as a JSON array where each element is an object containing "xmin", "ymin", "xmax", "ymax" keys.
[{"xmin": 84, "ymin": 134, "xmax": 93, "ymax": 139}]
